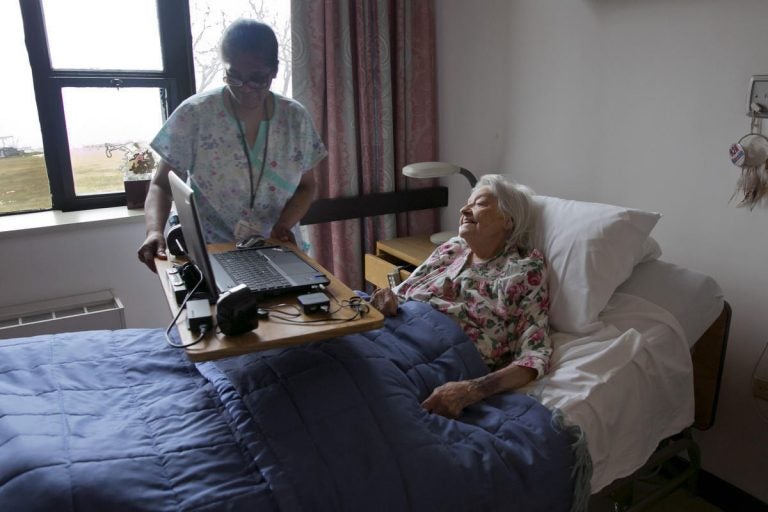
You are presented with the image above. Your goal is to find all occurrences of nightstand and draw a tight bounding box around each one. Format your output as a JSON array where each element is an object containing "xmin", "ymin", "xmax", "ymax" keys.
[{"xmin": 364, "ymin": 235, "xmax": 437, "ymax": 288}]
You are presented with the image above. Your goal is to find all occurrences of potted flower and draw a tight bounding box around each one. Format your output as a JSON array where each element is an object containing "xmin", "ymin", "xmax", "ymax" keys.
[{"xmin": 106, "ymin": 142, "xmax": 158, "ymax": 209}]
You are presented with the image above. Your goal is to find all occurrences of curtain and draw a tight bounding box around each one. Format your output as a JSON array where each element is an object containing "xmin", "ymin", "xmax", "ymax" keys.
[{"xmin": 292, "ymin": 0, "xmax": 439, "ymax": 290}]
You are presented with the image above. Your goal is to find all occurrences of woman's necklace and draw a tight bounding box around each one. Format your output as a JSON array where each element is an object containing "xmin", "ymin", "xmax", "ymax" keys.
[{"xmin": 230, "ymin": 93, "xmax": 270, "ymax": 209}]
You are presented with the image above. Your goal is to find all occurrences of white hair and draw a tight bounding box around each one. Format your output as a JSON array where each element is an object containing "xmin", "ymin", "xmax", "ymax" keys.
[{"xmin": 473, "ymin": 174, "xmax": 536, "ymax": 252}]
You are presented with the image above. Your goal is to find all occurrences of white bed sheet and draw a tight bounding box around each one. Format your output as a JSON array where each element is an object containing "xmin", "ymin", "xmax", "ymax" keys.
[
  {"xmin": 521, "ymin": 293, "xmax": 695, "ymax": 493},
  {"xmin": 614, "ymin": 259, "xmax": 724, "ymax": 347}
]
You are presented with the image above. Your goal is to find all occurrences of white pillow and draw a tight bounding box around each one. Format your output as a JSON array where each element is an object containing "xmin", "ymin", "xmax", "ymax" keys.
[
  {"xmin": 638, "ymin": 236, "xmax": 662, "ymax": 264},
  {"xmin": 531, "ymin": 195, "xmax": 661, "ymax": 334}
]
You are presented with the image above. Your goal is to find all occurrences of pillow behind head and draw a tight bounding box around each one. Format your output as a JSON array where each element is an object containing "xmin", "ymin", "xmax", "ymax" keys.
[{"xmin": 531, "ymin": 195, "xmax": 661, "ymax": 334}]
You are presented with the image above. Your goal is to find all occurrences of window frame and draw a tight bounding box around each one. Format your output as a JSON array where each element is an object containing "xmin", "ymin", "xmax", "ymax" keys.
[{"xmin": 17, "ymin": 0, "xmax": 195, "ymax": 212}]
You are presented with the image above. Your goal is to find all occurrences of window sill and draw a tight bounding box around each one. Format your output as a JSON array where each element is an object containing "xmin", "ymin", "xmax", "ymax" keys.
[{"xmin": 0, "ymin": 207, "xmax": 146, "ymax": 240}]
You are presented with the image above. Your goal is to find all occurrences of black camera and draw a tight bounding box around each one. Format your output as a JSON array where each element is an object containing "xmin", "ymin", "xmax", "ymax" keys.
[
  {"xmin": 216, "ymin": 284, "xmax": 260, "ymax": 336},
  {"xmin": 165, "ymin": 213, "xmax": 187, "ymax": 257}
]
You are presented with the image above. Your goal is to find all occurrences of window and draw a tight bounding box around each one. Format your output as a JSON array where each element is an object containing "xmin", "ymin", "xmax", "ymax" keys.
[
  {"xmin": 1, "ymin": 0, "xmax": 192, "ymax": 214},
  {"xmin": 2, "ymin": 0, "xmax": 291, "ymax": 216},
  {"xmin": 189, "ymin": 0, "xmax": 292, "ymax": 97}
]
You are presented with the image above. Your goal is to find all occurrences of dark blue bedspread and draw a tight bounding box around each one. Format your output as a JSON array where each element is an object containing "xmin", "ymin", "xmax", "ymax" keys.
[{"xmin": 0, "ymin": 302, "xmax": 579, "ymax": 511}]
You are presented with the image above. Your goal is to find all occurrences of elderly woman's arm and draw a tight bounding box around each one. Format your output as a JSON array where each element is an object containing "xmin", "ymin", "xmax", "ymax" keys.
[{"xmin": 421, "ymin": 364, "xmax": 537, "ymax": 418}]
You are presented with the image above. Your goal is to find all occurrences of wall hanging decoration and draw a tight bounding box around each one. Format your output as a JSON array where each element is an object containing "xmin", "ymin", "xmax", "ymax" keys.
[{"xmin": 729, "ymin": 103, "xmax": 768, "ymax": 209}]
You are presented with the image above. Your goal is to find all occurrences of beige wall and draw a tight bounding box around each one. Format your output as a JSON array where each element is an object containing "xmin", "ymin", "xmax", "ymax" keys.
[
  {"xmin": 0, "ymin": 217, "xmax": 170, "ymax": 329},
  {"xmin": 437, "ymin": 0, "xmax": 768, "ymax": 502}
]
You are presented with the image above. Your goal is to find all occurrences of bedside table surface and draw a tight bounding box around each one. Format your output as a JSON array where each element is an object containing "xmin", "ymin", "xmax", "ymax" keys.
[{"xmin": 376, "ymin": 236, "xmax": 436, "ymax": 267}]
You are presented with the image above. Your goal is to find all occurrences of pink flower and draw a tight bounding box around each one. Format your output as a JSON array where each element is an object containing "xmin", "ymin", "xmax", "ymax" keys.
[
  {"xmin": 527, "ymin": 270, "xmax": 542, "ymax": 286},
  {"xmin": 508, "ymin": 283, "xmax": 524, "ymax": 301}
]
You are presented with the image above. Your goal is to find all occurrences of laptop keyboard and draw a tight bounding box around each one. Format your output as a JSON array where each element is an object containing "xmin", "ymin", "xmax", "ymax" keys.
[{"xmin": 214, "ymin": 250, "xmax": 292, "ymax": 291}]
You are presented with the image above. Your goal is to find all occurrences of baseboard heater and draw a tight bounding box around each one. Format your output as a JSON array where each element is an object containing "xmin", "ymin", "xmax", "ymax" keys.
[{"xmin": 0, "ymin": 290, "xmax": 125, "ymax": 340}]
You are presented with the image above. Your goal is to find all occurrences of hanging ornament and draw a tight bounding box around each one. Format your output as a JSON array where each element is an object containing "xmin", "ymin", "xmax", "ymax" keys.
[
  {"xmin": 729, "ymin": 132, "xmax": 768, "ymax": 209},
  {"xmin": 728, "ymin": 103, "xmax": 768, "ymax": 209}
]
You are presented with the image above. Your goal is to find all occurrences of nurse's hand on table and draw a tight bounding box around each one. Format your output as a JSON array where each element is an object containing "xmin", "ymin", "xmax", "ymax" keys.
[
  {"xmin": 138, "ymin": 230, "xmax": 167, "ymax": 273},
  {"xmin": 370, "ymin": 288, "xmax": 399, "ymax": 317},
  {"xmin": 270, "ymin": 223, "xmax": 296, "ymax": 245}
]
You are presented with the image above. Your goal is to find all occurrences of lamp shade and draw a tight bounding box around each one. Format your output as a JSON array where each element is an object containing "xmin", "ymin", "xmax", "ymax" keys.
[{"xmin": 403, "ymin": 161, "xmax": 478, "ymax": 187}]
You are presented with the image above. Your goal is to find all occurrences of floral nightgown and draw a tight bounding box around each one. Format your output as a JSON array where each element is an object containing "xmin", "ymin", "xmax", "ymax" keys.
[{"xmin": 394, "ymin": 237, "xmax": 552, "ymax": 377}]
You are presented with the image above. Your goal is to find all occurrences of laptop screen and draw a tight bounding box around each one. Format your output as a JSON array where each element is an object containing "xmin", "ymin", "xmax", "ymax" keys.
[{"xmin": 168, "ymin": 172, "xmax": 221, "ymax": 301}]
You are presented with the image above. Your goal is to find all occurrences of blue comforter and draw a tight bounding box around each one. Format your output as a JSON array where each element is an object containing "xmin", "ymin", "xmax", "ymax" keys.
[{"xmin": 0, "ymin": 302, "xmax": 580, "ymax": 511}]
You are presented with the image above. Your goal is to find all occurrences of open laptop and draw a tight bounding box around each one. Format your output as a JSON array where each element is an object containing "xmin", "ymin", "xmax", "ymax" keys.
[{"xmin": 168, "ymin": 172, "xmax": 330, "ymax": 301}]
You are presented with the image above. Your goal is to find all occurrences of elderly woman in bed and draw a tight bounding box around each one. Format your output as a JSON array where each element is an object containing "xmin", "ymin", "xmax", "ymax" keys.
[{"xmin": 371, "ymin": 175, "xmax": 551, "ymax": 419}]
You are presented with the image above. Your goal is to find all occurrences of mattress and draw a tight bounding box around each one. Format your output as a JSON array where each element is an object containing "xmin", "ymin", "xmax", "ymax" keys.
[
  {"xmin": 615, "ymin": 259, "xmax": 725, "ymax": 347},
  {"xmin": 521, "ymin": 259, "xmax": 725, "ymax": 493}
]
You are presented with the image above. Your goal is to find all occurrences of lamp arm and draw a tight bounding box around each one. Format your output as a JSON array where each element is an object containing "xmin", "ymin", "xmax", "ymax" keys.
[{"xmin": 459, "ymin": 168, "xmax": 478, "ymax": 188}]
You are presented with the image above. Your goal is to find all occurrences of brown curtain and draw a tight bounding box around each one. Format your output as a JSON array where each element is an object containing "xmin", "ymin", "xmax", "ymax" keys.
[{"xmin": 292, "ymin": 0, "xmax": 439, "ymax": 290}]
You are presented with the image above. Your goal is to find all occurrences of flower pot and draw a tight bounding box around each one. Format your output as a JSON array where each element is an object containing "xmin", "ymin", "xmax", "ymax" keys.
[{"xmin": 124, "ymin": 179, "xmax": 151, "ymax": 209}]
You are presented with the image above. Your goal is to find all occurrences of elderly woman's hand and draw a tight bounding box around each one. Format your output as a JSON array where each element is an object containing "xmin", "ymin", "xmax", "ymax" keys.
[
  {"xmin": 422, "ymin": 366, "xmax": 538, "ymax": 419},
  {"xmin": 370, "ymin": 288, "xmax": 399, "ymax": 316},
  {"xmin": 421, "ymin": 381, "xmax": 481, "ymax": 419}
]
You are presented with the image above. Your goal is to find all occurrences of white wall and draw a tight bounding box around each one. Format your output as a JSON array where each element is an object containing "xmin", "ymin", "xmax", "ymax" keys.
[
  {"xmin": 437, "ymin": 0, "xmax": 768, "ymax": 502},
  {"xmin": 0, "ymin": 217, "xmax": 171, "ymax": 329}
]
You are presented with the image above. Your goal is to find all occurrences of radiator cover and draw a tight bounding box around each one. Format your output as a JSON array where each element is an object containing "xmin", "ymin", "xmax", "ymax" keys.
[{"xmin": 0, "ymin": 290, "xmax": 125, "ymax": 340}]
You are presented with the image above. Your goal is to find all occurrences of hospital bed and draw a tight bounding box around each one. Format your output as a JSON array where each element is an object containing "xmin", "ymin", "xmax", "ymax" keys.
[{"xmin": 0, "ymin": 193, "xmax": 729, "ymax": 511}]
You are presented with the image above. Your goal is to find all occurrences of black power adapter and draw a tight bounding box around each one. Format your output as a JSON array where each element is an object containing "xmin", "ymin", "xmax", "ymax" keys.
[
  {"xmin": 185, "ymin": 299, "xmax": 213, "ymax": 332},
  {"xmin": 297, "ymin": 292, "xmax": 330, "ymax": 314}
]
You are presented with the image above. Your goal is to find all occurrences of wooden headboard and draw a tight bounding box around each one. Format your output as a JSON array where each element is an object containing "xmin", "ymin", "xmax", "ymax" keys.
[{"xmin": 692, "ymin": 301, "xmax": 731, "ymax": 430}]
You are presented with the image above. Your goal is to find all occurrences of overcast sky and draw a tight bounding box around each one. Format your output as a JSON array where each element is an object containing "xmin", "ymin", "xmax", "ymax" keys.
[{"xmin": 0, "ymin": 0, "xmax": 290, "ymax": 150}]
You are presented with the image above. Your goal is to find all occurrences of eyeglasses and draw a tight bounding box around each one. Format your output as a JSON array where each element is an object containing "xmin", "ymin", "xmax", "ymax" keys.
[{"xmin": 223, "ymin": 71, "xmax": 274, "ymax": 89}]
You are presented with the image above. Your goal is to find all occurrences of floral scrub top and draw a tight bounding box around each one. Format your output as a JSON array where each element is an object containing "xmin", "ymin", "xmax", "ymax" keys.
[
  {"xmin": 394, "ymin": 237, "xmax": 552, "ymax": 377},
  {"xmin": 151, "ymin": 87, "xmax": 327, "ymax": 249}
]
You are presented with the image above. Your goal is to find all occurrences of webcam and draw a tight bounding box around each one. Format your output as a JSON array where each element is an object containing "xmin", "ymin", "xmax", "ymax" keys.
[{"xmin": 216, "ymin": 284, "xmax": 260, "ymax": 336}]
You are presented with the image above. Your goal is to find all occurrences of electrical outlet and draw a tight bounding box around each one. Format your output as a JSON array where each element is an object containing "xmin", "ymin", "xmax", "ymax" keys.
[
  {"xmin": 747, "ymin": 75, "xmax": 768, "ymax": 118},
  {"xmin": 754, "ymin": 342, "xmax": 768, "ymax": 401}
]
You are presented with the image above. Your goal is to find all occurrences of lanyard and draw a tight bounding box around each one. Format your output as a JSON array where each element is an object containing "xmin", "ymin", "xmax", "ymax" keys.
[{"xmin": 232, "ymin": 96, "xmax": 270, "ymax": 209}]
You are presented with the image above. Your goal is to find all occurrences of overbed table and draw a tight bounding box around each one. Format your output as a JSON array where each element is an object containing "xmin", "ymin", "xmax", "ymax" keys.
[{"xmin": 155, "ymin": 242, "xmax": 384, "ymax": 362}]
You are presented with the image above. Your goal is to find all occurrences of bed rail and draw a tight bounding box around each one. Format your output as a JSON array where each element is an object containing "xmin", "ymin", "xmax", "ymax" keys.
[{"xmin": 692, "ymin": 301, "xmax": 732, "ymax": 430}]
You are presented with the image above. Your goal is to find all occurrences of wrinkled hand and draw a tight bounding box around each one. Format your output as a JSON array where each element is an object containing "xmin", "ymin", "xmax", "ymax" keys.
[
  {"xmin": 270, "ymin": 223, "xmax": 296, "ymax": 244},
  {"xmin": 370, "ymin": 288, "xmax": 399, "ymax": 317},
  {"xmin": 422, "ymin": 381, "xmax": 479, "ymax": 419},
  {"xmin": 137, "ymin": 230, "xmax": 167, "ymax": 273}
]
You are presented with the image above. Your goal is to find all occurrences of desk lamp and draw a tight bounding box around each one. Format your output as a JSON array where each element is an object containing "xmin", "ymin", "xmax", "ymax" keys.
[{"xmin": 402, "ymin": 161, "xmax": 479, "ymax": 244}]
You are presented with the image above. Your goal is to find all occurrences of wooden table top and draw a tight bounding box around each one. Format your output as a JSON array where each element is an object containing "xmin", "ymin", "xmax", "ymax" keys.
[{"xmin": 155, "ymin": 242, "xmax": 384, "ymax": 362}]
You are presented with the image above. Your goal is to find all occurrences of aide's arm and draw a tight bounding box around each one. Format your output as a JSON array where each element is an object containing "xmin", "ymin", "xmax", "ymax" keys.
[
  {"xmin": 137, "ymin": 160, "xmax": 177, "ymax": 273},
  {"xmin": 270, "ymin": 170, "xmax": 317, "ymax": 244}
]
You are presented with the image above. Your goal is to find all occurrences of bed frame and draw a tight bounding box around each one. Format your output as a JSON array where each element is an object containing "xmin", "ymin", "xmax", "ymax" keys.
[{"xmin": 300, "ymin": 191, "xmax": 732, "ymax": 511}]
